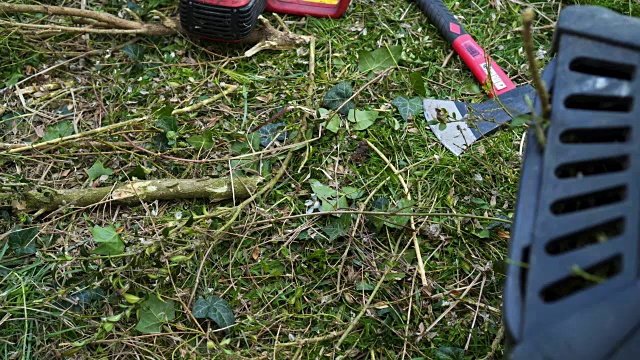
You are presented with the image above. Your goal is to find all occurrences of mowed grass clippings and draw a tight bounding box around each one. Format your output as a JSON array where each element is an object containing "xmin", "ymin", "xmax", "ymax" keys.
[{"xmin": 1, "ymin": 0, "xmax": 638, "ymax": 359}]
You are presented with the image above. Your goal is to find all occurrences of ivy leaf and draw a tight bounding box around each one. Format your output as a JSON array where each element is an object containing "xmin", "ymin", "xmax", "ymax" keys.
[
  {"xmin": 86, "ymin": 160, "xmax": 114, "ymax": 181},
  {"xmin": 385, "ymin": 199, "xmax": 414, "ymax": 229},
  {"xmin": 342, "ymin": 186, "xmax": 364, "ymax": 199},
  {"xmin": 154, "ymin": 133, "xmax": 169, "ymax": 152},
  {"xmin": 42, "ymin": 121, "xmax": 74, "ymax": 141},
  {"xmin": 192, "ymin": 295, "xmax": 235, "ymax": 329},
  {"xmin": 8, "ymin": 227, "xmax": 38, "ymax": 256},
  {"xmin": 320, "ymin": 195, "xmax": 349, "ymax": 213},
  {"xmin": 309, "ymin": 179, "xmax": 337, "ymax": 200},
  {"xmin": 358, "ymin": 45, "xmax": 403, "ymax": 73},
  {"xmin": 90, "ymin": 225, "xmax": 125, "ymax": 256},
  {"xmin": 187, "ymin": 130, "xmax": 214, "ymax": 150},
  {"xmin": 258, "ymin": 123, "xmax": 287, "ymax": 147},
  {"xmin": 410, "ymin": 71, "xmax": 427, "ymax": 97},
  {"xmin": 155, "ymin": 112, "xmax": 178, "ymax": 133},
  {"xmin": 122, "ymin": 44, "xmax": 145, "ymax": 62},
  {"xmin": 136, "ymin": 295, "xmax": 175, "ymax": 334},
  {"xmin": 434, "ymin": 347, "xmax": 465, "ymax": 360},
  {"xmin": 323, "ymin": 82, "xmax": 354, "ymax": 116},
  {"xmin": 322, "ymin": 214, "xmax": 351, "ymax": 241},
  {"xmin": 319, "ymin": 107, "xmax": 341, "ymax": 133},
  {"xmin": 474, "ymin": 228, "xmax": 491, "ymax": 239},
  {"xmin": 392, "ymin": 96, "xmax": 423, "ymax": 121},
  {"xmin": 347, "ymin": 109, "xmax": 379, "ymax": 131},
  {"xmin": 127, "ymin": 164, "xmax": 151, "ymax": 180}
]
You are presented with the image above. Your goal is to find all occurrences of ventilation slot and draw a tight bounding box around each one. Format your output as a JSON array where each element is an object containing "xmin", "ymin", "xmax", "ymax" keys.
[
  {"xmin": 540, "ymin": 254, "xmax": 622, "ymax": 302},
  {"xmin": 555, "ymin": 156, "xmax": 629, "ymax": 178},
  {"xmin": 564, "ymin": 94, "xmax": 633, "ymax": 112},
  {"xmin": 545, "ymin": 218, "xmax": 625, "ymax": 255},
  {"xmin": 519, "ymin": 246, "xmax": 531, "ymax": 298},
  {"xmin": 560, "ymin": 127, "xmax": 630, "ymax": 144},
  {"xmin": 570, "ymin": 57, "xmax": 636, "ymax": 80},
  {"xmin": 550, "ymin": 185, "xmax": 626, "ymax": 215}
]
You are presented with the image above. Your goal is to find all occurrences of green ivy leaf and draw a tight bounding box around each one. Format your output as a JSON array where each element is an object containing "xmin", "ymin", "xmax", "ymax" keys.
[
  {"xmin": 127, "ymin": 164, "xmax": 151, "ymax": 180},
  {"xmin": 155, "ymin": 114, "xmax": 177, "ymax": 134},
  {"xmin": 192, "ymin": 295, "xmax": 235, "ymax": 329},
  {"xmin": 323, "ymin": 82, "xmax": 354, "ymax": 116},
  {"xmin": 136, "ymin": 295, "xmax": 175, "ymax": 334},
  {"xmin": 187, "ymin": 130, "xmax": 214, "ymax": 150},
  {"xmin": 385, "ymin": 199, "xmax": 414, "ymax": 229},
  {"xmin": 326, "ymin": 115, "xmax": 341, "ymax": 133},
  {"xmin": 474, "ymin": 228, "xmax": 491, "ymax": 239},
  {"xmin": 357, "ymin": 45, "xmax": 403, "ymax": 73},
  {"xmin": 320, "ymin": 195, "xmax": 349, "ymax": 213},
  {"xmin": 42, "ymin": 121, "xmax": 74, "ymax": 141},
  {"xmin": 122, "ymin": 44, "xmax": 145, "ymax": 62},
  {"xmin": 258, "ymin": 123, "xmax": 287, "ymax": 147},
  {"xmin": 8, "ymin": 227, "xmax": 38, "ymax": 256},
  {"xmin": 86, "ymin": 160, "xmax": 114, "ymax": 181},
  {"xmin": 322, "ymin": 214, "xmax": 351, "ymax": 241},
  {"xmin": 356, "ymin": 281, "xmax": 375, "ymax": 291},
  {"xmin": 410, "ymin": 71, "xmax": 427, "ymax": 97},
  {"xmin": 90, "ymin": 225, "xmax": 125, "ymax": 256},
  {"xmin": 434, "ymin": 346, "xmax": 465, "ymax": 360},
  {"xmin": 342, "ymin": 186, "xmax": 364, "ymax": 199},
  {"xmin": 4, "ymin": 73, "xmax": 23, "ymax": 88},
  {"xmin": 391, "ymin": 96, "xmax": 423, "ymax": 121},
  {"xmin": 347, "ymin": 109, "xmax": 379, "ymax": 131},
  {"xmin": 309, "ymin": 179, "xmax": 337, "ymax": 200}
]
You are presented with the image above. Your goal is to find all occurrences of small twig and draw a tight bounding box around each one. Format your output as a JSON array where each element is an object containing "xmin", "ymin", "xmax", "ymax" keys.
[
  {"xmin": 336, "ymin": 265, "xmax": 393, "ymax": 349},
  {"xmin": 424, "ymin": 272, "xmax": 482, "ymax": 334},
  {"xmin": 523, "ymin": 8, "xmax": 550, "ymax": 146},
  {"xmin": 172, "ymin": 85, "xmax": 238, "ymax": 115},
  {"xmin": 465, "ymin": 273, "xmax": 486, "ymax": 350},
  {"xmin": 0, "ymin": 116, "xmax": 147, "ymax": 155},
  {"xmin": 365, "ymin": 140, "xmax": 428, "ymax": 287},
  {"xmin": 336, "ymin": 234, "xmax": 417, "ymax": 349},
  {"xmin": 247, "ymin": 210, "xmax": 511, "ymax": 226},
  {"xmin": 14, "ymin": 40, "xmax": 136, "ymax": 88},
  {"xmin": 481, "ymin": 325, "xmax": 505, "ymax": 360},
  {"xmin": 328, "ymin": 68, "xmax": 393, "ymax": 119},
  {"xmin": 248, "ymin": 106, "xmax": 293, "ymax": 133},
  {"xmin": 276, "ymin": 330, "xmax": 347, "ymax": 347}
]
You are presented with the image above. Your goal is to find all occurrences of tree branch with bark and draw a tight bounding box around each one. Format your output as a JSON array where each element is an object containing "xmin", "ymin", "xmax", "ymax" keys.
[{"xmin": 0, "ymin": 2, "xmax": 311, "ymax": 55}]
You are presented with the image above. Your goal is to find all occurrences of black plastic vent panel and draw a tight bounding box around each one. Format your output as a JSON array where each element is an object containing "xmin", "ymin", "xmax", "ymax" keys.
[
  {"xmin": 180, "ymin": 0, "xmax": 266, "ymax": 40},
  {"xmin": 503, "ymin": 5, "xmax": 640, "ymax": 360}
]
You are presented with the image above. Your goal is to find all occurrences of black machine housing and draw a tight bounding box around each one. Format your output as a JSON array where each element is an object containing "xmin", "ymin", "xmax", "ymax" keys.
[
  {"xmin": 504, "ymin": 5, "xmax": 640, "ymax": 360},
  {"xmin": 179, "ymin": 0, "xmax": 267, "ymax": 41}
]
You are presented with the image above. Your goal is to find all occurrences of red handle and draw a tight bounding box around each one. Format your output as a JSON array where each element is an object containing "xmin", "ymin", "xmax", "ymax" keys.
[
  {"xmin": 452, "ymin": 35, "xmax": 516, "ymax": 97},
  {"xmin": 415, "ymin": 0, "xmax": 516, "ymax": 97}
]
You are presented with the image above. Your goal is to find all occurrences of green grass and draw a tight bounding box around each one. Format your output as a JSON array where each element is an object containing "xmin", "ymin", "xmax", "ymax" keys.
[{"xmin": 1, "ymin": 0, "xmax": 639, "ymax": 359}]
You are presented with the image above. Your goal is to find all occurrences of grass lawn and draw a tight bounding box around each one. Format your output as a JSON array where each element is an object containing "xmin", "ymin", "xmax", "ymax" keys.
[{"xmin": 1, "ymin": 0, "xmax": 638, "ymax": 359}]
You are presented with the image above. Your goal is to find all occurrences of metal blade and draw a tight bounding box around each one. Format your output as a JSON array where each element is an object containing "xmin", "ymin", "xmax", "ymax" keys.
[{"xmin": 424, "ymin": 85, "xmax": 537, "ymax": 156}]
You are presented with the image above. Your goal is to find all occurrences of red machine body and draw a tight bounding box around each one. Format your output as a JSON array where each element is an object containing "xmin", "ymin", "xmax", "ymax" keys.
[{"xmin": 179, "ymin": 0, "xmax": 350, "ymax": 41}]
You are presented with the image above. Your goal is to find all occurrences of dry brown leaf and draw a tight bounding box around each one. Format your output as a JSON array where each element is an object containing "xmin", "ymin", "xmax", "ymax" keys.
[
  {"xmin": 497, "ymin": 230, "xmax": 510, "ymax": 240},
  {"xmin": 251, "ymin": 246, "xmax": 260, "ymax": 261}
]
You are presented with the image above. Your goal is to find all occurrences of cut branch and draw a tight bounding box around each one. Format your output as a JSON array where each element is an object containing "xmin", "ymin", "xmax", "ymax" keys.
[{"xmin": 18, "ymin": 177, "xmax": 262, "ymax": 212}]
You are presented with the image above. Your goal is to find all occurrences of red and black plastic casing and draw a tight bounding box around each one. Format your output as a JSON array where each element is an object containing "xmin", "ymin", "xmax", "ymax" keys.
[
  {"xmin": 180, "ymin": 0, "xmax": 267, "ymax": 41},
  {"xmin": 180, "ymin": 0, "xmax": 350, "ymax": 41}
]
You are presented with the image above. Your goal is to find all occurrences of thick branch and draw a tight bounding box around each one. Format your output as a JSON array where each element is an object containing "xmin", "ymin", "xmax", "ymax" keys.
[
  {"xmin": 0, "ymin": 3, "xmax": 142, "ymax": 29},
  {"xmin": 20, "ymin": 177, "xmax": 262, "ymax": 212},
  {"xmin": 0, "ymin": 3, "xmax": 176, "ymax": 36}
]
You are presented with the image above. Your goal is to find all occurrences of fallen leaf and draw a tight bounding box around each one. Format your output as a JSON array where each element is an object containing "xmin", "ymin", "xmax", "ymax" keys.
[
  {"xmin": 358, "ymin": 45, "xmax": 403, "ymax": 73},
  {"xmin": 251, "ymin": 246, "xmax": 260, "ymax": 260}
]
